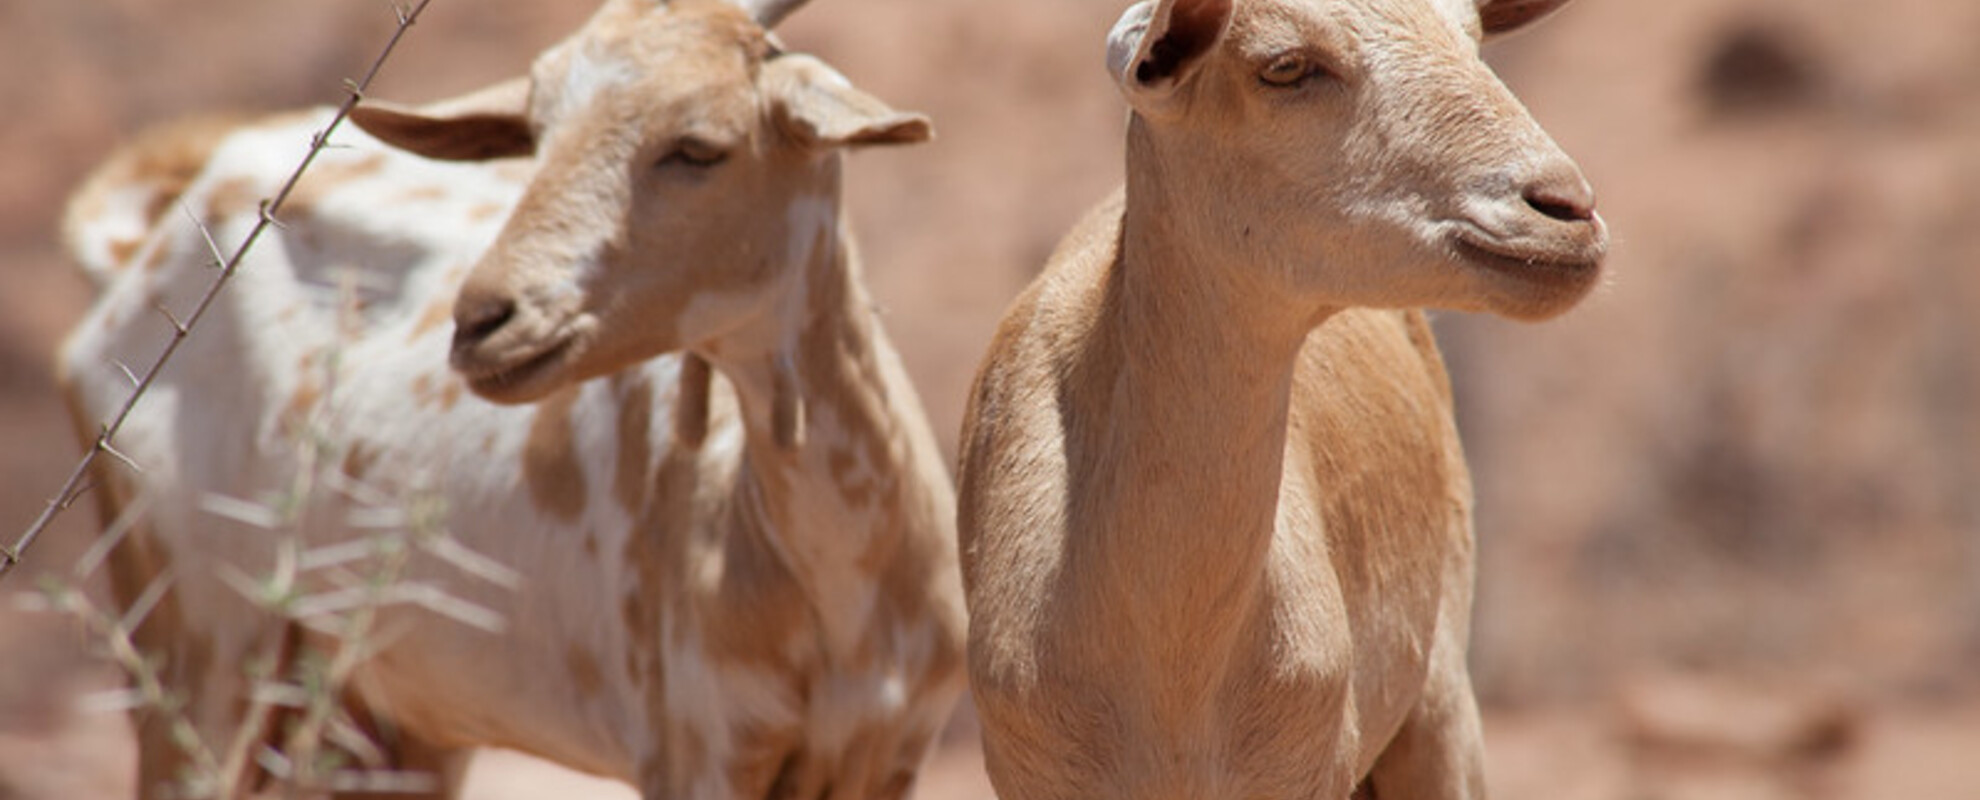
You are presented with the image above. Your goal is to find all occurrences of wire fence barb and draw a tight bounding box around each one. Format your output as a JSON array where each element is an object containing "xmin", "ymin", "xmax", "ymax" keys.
[{"xmin": 1, "ymin": 0, "xmax": 439, "ymax": 583}]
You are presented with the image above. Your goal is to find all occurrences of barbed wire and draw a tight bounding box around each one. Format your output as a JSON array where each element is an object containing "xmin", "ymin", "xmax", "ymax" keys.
[{"xmin": 1, "ymin": 0, "xmax": 439, "ymax": 583}]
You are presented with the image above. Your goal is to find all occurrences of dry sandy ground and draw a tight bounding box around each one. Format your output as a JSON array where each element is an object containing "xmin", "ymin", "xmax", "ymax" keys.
[
  {"xmin": 5, "ymin": 659, "xmax": 1979, "ymax": 799},
  {"xmin": 2, "ymin": 0, "xmax": 1977, "ymax": 797}
]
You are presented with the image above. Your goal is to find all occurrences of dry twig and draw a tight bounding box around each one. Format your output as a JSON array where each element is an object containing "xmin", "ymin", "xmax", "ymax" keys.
[{"xmin": 2, "ymin": 0, "xmax": 438, "ymax": 582}]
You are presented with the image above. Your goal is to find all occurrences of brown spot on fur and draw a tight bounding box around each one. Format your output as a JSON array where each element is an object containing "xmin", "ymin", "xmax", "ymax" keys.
[
  {"xmin": 566, "ymin": 644, "xmax": 606, "ymax": 700},
  {"xmin": 620, "ymin": 438, "xmax": 746, "ymax": 776},
  {"xmin": 282, "ymin": 376, "xmax": 322, "ymax": 435},
  {"xmin": 687, "ymin": 507, "xmax": 813, "ymax": 671},
  {"xmin": 614, "ymin": 375, "xmax": 655, "ymax": 515},
  {"xmin": 523, "ymin": 385, "xmax": 587, "ymax": 522},
  {"xmin": 468, "ymin": 203, "xmax": 508, "ymax": 223},
  {"xmin": 342, "ymin": 441, "xmax": 377, "ymax": 481},
  {"xmin": 142, "ymin": 240, "xmax": 175, "ymax": 273},
  {"xmin": 410, "ymin": 373, "xmax": 435, "ymax": 407},
  {"xmin": 409, "ymin": 296, "xmax": 453, "ymax": 343},
  {"xmin": 203, "ymin": 177, "xmax": 264, "ymax": 224},
  {"xmin": 492, "ymin": 158, "xmax": 536, "ymax": 184},
  {"xmin": 128, "ymin": 116, "xmax": 250, "ymax": 190},
  {"xmin": 395, "ymin": 184, "xmax": 448, "ymax": 204},
  {"xmin": 410, "ymin": 371, "xmax": 464, "ymax": 413},
  {"xmin": 438, "ymin": 379, "xmax": 463, "ymax": 411},
  {"xmin": 63, "ymin": 113, "xmax": 252, "ymax": 276},
  {"xmin": 108, "ymin": 238, "xmax": 143, "ymax": 268},
  {"xmin": 283, "ymin": 153, "xmax": 388, "ymax": 219}
]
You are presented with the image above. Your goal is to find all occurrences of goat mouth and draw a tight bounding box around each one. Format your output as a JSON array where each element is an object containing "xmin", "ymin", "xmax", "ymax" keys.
[
  {"xmin": 1453, "ymin": 234, "xmax": 1603, "ymax": 288},
  {"xmin": 455, "ymin": 334, "xmax": 577, "ymax": 404}
]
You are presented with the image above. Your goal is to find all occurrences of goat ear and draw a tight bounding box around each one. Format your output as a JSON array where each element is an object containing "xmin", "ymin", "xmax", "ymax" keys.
[
  {"xmin": 767, "ymin": 55, "xmax": 933, "ymax": 149},
  {"xmin": 351, "ymin": 77, "xmax": 536, "ymax": 162},
  {"xmin": 1476, "ymin": 0, "xmax": 1574, "ymax": 38},
  {"xmin": 1107, "ymin": 0, "xmax": 1231, "ymax": 105}
]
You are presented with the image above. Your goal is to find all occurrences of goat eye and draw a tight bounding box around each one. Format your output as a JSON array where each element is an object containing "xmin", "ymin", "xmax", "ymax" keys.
[
  {"xmin": 659, "ymin": 139, "xmax": 729, "ymax": 169},
  {"xmin": 1260, "ymin": 54, "xmax": 1322, "ymax": 87}
]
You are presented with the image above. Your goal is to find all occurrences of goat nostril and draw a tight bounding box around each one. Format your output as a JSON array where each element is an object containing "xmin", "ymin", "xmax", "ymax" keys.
[
  {"xmin": 1523, "ymin": 180, "xmax": 1597, "ymax": 223},
  {"xmin": 453, "ymin": 295, "xmax": 516, "ymax": 348}
]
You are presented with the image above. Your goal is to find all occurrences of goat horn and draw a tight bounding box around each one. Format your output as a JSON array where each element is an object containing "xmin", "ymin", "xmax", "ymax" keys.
[{"xmin": 732, "ymin": 0, "xmax": 809, "ymax": 28}]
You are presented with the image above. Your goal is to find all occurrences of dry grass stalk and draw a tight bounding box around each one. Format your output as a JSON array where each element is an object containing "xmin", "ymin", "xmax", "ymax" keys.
[{"xmin": 30, "ymin": 270, "xmax": 508, "ymax": 797}]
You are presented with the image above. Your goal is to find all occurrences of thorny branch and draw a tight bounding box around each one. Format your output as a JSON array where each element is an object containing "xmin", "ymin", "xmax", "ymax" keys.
[
  {"xmin": 25, "ymin": 268, "xmax": 503, "ymax": 797},
  {"xmin": 1, "ymin": 0, "xmax": 438, "ymax": 582}
]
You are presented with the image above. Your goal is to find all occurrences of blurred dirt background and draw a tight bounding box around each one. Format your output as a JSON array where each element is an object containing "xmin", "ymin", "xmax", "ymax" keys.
[{"xmin": 3, "ymin": 0, "xmax": 1977, "ymax": 798}]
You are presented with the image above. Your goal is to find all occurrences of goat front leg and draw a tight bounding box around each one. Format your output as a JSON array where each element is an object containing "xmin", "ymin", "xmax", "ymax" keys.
[{"xmin": 1360, "ymin": 649, "xmax": 1488, "ymax": 799}]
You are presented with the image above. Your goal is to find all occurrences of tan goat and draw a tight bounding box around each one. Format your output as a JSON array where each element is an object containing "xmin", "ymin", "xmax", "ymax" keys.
[
  {"xmin": 57, "ymin": 0, "xmax": 965, "ymax": 797},
  {"xmin": 956, "ymin": 0, "xmax": 1607, "ymax": 797}
]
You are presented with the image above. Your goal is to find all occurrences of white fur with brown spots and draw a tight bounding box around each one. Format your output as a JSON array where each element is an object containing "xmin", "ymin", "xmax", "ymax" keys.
[
  {"xmin": 957, "ymin": 0, "xmax": 1606, "ymax": 798},
  {"xmin": 57, "ymin": 1, "xmax": 965, "ymax": 798}
]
